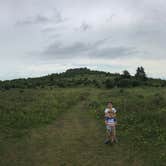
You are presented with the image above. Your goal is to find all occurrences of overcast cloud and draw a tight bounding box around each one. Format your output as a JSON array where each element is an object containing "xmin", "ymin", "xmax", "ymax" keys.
[{"xmin": 1, "ymin": 0, "xmax": 166, "ymax": 80}]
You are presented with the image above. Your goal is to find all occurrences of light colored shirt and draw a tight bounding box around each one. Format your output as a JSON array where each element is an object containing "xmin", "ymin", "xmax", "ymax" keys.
[
  {"xmin": 104, "ymin": 107, "xmax": 117, "ymax": 127},
  {"xmin": 104, "ymin": 107, "xmax": 117, "ymax": 114}
]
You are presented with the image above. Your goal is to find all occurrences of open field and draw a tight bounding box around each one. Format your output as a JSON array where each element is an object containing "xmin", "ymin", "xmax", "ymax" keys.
[{"xmin": 0, "ymin": 87, "xmax": 166, "ymax": 166}]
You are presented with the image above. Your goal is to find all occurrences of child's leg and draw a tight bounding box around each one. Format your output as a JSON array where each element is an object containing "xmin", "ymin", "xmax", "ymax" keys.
[
  {"xmin": 106, "ymin": 129, "xmax": 111, "ymax": 140},
  {"xmin": 112, "ymin": 126, "xmax": 117, "ymax": 142},
  {"xmin": 110, "ymin": 131, "xmax": 114, "ymax": 143},
  {"xmin": 106, "ymin": 127, "xmax": 113, "ymax": 143},
  {"xmin": 104, "ymin": 129, "xmax": 111, "ymax": 144}
]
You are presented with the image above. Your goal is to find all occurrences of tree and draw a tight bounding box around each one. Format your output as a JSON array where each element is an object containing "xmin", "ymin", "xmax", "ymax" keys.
[
  {"xmin": 135, "ymin": 66, "xmax": 147, "ymax": 80},
  {"xmin": 122, "ymin": 70, "xmax": 131, "ymax": 79}
]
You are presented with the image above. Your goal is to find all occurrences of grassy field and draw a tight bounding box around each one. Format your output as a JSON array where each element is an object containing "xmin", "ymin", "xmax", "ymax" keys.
[{"xmin": 0, "ymin": 87, "xmax": 166, "ymax": 166}]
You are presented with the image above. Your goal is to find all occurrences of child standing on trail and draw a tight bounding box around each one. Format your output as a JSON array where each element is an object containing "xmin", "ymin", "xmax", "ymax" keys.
[{"xmin": 104, "ymin": 101, "xmax": 117, "ymax": 144}]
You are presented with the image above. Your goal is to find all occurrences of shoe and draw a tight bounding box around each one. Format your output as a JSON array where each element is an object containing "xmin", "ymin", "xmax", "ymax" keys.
[{"xmin": 104, "ymin": 139, "xmax": 110, "ymax": 144}]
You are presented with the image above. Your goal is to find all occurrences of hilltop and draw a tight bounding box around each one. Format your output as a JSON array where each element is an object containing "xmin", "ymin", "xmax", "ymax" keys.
[{"xmin": 0, "ymin": 67, "xmax": 166, "ymax": 90}]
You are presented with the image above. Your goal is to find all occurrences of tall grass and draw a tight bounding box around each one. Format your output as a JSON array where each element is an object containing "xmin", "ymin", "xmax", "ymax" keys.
[
  {"xmin": 0, "ymin": 88, "xmax": 90, "ymax": 139},
  {"xmin": 0, "ymin": 87, "xmax": 166, "ymax": 165},
  {"xmin": 87, "ymin": 87, "xmax": 166, "ymax": 165}
]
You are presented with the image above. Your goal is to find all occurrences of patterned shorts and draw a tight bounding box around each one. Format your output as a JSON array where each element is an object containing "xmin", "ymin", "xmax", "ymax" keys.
[{"xmin": 106, "ymin": 125, "xmax": 116, "ymax": 133}]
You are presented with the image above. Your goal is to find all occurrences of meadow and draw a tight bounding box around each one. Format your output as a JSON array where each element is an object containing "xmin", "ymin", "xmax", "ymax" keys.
[{"xmin": 0, "ymin": 87, "xmax": 166, "ymax": 166}]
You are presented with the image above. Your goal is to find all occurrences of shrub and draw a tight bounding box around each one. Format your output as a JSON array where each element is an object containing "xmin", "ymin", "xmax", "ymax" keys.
[
  {"xmin": 117, "ymin": 79, "xmax": 133, "ymax": 87},
  {"xmin": 104, "ymin": 79, "xmax": 115, "ymax": 88}
]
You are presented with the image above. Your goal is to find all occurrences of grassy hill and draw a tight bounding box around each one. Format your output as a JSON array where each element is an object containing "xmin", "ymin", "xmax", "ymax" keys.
[
  {"xmin": 0, "ymin": 67, "xmax": 166, "ymax": 90},
  {"xmin": 0, "ymin": 86, "xmax": 166, "ymax": 166}
]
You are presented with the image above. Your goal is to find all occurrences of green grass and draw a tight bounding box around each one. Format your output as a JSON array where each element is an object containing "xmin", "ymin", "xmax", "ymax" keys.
[{"xmin": 0, "ymin": 87, "xmax": 166, "ymax": 165}]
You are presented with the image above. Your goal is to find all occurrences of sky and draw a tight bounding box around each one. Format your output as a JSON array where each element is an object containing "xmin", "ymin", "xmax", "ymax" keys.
[{"xmin": 1, "ymin": 0, "xmax": 166, "ymax": 80}]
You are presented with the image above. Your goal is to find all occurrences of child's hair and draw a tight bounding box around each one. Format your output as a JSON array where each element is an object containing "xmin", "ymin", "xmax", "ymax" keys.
[{"xmin": 108, "ymin": 101, "xmax": 113, "ymax": 104}]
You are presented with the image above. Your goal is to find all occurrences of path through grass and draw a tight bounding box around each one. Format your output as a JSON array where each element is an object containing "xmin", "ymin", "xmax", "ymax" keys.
[{"xmin": 1, "ymin": 102, "xmax": 145, "ymax": 166}]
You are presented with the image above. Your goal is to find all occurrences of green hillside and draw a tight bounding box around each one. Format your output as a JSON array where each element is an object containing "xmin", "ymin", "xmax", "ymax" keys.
[{"xmin": 0, "ymin": 67, "xmax": 166, "ymax": 90}]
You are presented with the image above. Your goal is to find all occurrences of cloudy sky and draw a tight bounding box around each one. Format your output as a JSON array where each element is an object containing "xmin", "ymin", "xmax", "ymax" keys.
[{"xmin": 1, "ymin": 0, "xmax": 166, "ymax": 80}]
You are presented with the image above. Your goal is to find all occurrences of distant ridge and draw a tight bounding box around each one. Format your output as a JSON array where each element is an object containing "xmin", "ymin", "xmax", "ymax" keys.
[{"xmin": 0, "ymin": 67, "xmax": 166, "ymax": 90}]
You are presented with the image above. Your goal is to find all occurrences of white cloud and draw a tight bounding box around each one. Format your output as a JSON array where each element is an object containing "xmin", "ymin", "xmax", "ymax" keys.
[{"xmin": 0, "ymin": 0, "xmax": 166, "ymax": 80}]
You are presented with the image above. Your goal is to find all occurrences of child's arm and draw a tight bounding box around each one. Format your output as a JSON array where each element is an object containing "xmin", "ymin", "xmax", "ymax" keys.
[
  {"xmin": 114, "ymin": 118, "xmax": 117, "ymax": 125},
  {"xmin": 105, "ymin": 120, "xmax": 108, "ymax": 126},
  {"xmin": 104, "ymin": 116, "xmax": 108, "ymax": 125},
  {"xmin": 112, "ymin": 112, "xmax": 116, "ymax": 117}
]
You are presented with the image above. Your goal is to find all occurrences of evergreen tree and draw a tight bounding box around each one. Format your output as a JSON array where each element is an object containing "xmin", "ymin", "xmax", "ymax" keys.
[{"xmin": 135, "ymin": 66, "xmax": 147, "ymax": 80}]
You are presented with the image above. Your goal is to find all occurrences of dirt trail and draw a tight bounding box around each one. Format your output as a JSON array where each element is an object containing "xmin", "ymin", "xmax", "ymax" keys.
[{"xmin": 1, "ymin": 103, "xmax": 132, "ymax": 166}]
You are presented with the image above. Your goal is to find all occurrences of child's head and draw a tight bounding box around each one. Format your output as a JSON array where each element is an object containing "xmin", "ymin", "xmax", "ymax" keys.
[{"xmin": 107, "ymin": 101, "xmax": 113, "ymax": 109}]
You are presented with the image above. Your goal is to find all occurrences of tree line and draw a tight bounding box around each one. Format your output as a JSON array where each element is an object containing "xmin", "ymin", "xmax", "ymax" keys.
[{"xmin": 0, "ymin": 67, "xmax": 166, "ymax": 90}]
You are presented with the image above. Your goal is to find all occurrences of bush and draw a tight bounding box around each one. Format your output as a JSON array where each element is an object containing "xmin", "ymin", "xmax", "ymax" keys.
[
  {"xmin": 104, "ymin": 79, "xmax": 115, "ymax": 88},
  {"xmin": 117, "ymin": 79, "xmax": 133, "ymax": 87}
]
